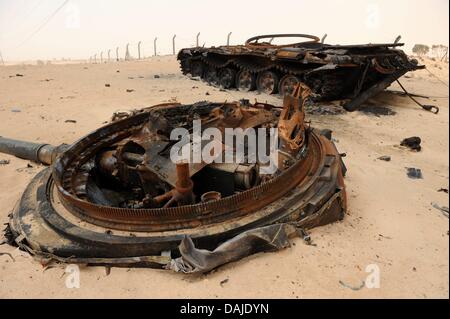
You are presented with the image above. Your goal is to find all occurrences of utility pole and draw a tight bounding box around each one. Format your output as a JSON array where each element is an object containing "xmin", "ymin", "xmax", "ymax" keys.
[
  {"xmin": 100, "ymin": 51, "xmax": 103, "ymax": 63},
  {"xmin": 0, "ymin": 51, "xmax": 4, "ymax": 65},
  {"xmin": 108, "ymin": 49, "xmax": 111, "ymax": 62},
  {"xmin": 94, "ymin": 54, "xmax": 97, "ymax": 64},
  {"xmin": 172, "ymin": 34, "xmax": 176, "ymax": 55},
  {"xmin": 196, "ymin": 32, "xmax": 200, "ymax": 47},
  {"xmin": 227, "ymin": 32, "xmax": 232, "ymax": 45},
  {"xmin": 116, "ymin": 47, "xmax": 119, "ymax": 61},
  {"xmin": 154, "ymin": 37, "xmax": 158, "ymax": 56}
]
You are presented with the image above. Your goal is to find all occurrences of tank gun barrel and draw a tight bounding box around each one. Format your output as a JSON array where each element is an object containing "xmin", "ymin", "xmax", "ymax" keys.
[{"xmin": 0, "ymin": 137, "xmax": 59, "ymax": 165}]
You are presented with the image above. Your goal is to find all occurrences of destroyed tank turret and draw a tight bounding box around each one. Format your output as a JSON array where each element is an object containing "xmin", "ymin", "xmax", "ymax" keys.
[
  {"xmin": 177, "ymin": 34, "xmax": 423, "ymax": 111},
  {"xmin": 1, "ymin": 86, "xmax": 347, "ymax": 272}
]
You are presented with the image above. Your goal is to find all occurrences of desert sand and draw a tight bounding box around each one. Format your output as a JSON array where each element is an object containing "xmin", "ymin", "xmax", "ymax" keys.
[{"xmin": 0, "ymin": 56, "xmax": 448, "ymax": 298}]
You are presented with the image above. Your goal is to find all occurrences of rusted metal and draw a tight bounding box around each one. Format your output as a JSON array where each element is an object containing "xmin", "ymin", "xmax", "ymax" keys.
[
  {"xmin": 0, "ymin": 137, "xmax": 66, "ymax": 165},
  {"xmin": 177, "ymin": 33, "xmax": 424, "ymax": 111},
  {"xmin": 2, "ymin": 86, "xmax": 348, "ymax": 269}
]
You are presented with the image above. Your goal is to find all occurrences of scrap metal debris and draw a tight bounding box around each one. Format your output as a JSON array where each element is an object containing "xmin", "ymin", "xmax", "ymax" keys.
[
  {"xmin": 339, "ymin": 280, "xmax": 365, "ymax": 291},
  {"xmin": 406, "ymin": 167, "xmax": 423, "ymax": 179},
  {"xmin": 220, "ymin": 278, "xmax": 229, "ymax": 286},
  {"xmin": 168, "ymin": 224, "xmax": 300, "ymax": 273},
  {"xmin": 431, "ymin": 203, "xmax": 449, "ymax": 218},
  {"xmin": 0, "ymin": 86, "xmax": 347, "ymax": 272},
  {"xmin": 377, "ymin": 155, "xmax": 391, "ymax": 162},
  {"xmin": 178, "ymin": 33, "xmax": 423, "ymax": 112},
  {"xmin": 401, "ymin": 136, "xmax": 422, "ymax": 152},
  {"xmin": 0, "ymin": 252, "xmax": 15, "ymax": 262},
  {"xmin": 396, "ymin": 80, "xmax": 439, "ymax": 114},
  {"xmin": 305, "ymin": 102, "xmax": 345, "ymax": 115}
]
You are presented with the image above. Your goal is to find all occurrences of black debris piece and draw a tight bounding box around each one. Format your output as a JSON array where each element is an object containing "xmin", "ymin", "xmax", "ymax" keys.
[
  {"xmin": 377, "ymin": 155, "xmax": 391, "ymax": 162},
  {"xmin": 431, "ymin": 203, "xmax": 449, "ymax": 218},
  {"xmin": 0, "ymin": 252, "xmax": 15, "ymax": 262},
  {"xmin": 401, "ymin": 136, "xmax": 421, "ymax": 152},
  {"xmin": 406, "ymin": 167, "xmax": 423, "ymax": 179},
  {"xmin": 220, "ymin": 278, "xmax": 229, "ymax": 286},
  {"xmin": 339, "ymin": 280, "xmax": 365, "ymax": 291}
]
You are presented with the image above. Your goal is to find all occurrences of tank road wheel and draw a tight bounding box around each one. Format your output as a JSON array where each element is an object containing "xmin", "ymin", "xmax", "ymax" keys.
[
  {"xmin": 257, "ymin": 71, "xmax": 279, "ymax": 94},
  {"xmin": 236, "ymin": 70, "xmax": 256, "ymax": 92},
  {"xmin": 279, "ymin": 74, "xmax": 301, "ymax": 97},
  {"xmin": 218, "ymin": 68, "xmax": 236, "ymax": 89},
  {"xmin": 190, "ymin": 60, "xmax": 204, "ymax": 77},
  {"xmin": 204, "ymin": 67, "xmax": 219, "ymax": 85}
]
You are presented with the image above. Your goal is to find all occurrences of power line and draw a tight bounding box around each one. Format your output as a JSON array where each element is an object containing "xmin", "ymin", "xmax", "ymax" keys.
[
  {"xmin": 16, "ymin": 0, "xmax": 69, "ymax": 48},
  {"xmin": 1, "ymin": 0, "xmax": 46, "ymax": 42},
  {"xmin": 425, "ymin": 68, "xmax": 449, "ymax": 87}
]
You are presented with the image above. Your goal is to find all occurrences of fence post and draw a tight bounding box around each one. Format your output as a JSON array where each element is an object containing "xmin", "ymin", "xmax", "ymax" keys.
[
  {"xmin": 100, "ymin": 51, "xmax": 103, "ymax": 63},
  {"xmin": 154, "ymin": 37, "xmax": 158, "ymax": 56},
  {"xmin": 138, "ymin": 41, "xmax": 142, "ymax": 59},
  {"xmin": 94, "ymin": 54, "xmax": 97, "ymax": 64},
  {"xmin": 107, "ymin": 49, "xmax": 111, "ymax": 62},
  {"xmin": 196, "ymin": 32, "xmax": 200, "ymax": 47},
  {"xmin": 116, "ymin": 47, "xmax": 119, "ymax": 61},
  {"xmin": 125, "ymin": 43, "xmax": 130, "ymax": 61},
  {"xmin": 227, "ymin": 32, "xmax": 232, "ymax": 45},
  {"xmin": 172, "ymin": 35, "xmax": 176, "ymax": 55}
]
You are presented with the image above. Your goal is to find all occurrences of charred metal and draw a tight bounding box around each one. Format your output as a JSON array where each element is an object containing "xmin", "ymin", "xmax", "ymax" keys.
[
  {"xmin": 1, "ymin": 85, "xmax": 347, "ymax": 272},
  {"xmin": 177, "ymin": 33, "xmax": 423, "ymax": 111}
]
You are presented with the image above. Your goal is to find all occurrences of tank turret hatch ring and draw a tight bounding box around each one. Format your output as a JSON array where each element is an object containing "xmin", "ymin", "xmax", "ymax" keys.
[{"xmin": 245, "ymin": 34, "xmax": 320, "ymax": 48}]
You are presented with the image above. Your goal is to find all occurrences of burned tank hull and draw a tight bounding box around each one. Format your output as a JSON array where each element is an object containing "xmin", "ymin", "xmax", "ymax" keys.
[
  {"xmin": 2, "ymin": 86, "xmax": 347, "ymax": 272},
  {"xmin": 177, "ymin": 34, "xmax": 423, "ymax": 111}
]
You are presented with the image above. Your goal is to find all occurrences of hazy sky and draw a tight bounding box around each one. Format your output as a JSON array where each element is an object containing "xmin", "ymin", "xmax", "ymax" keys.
[{"xmin": 0, "ymin": 0, "xmax": 448, "ymax": 61}]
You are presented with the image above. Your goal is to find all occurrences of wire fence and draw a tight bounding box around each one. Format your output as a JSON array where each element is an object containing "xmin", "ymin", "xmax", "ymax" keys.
[{"xmin": 87, "ymin": 32, "xmax": 234, "ymax": 64}]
